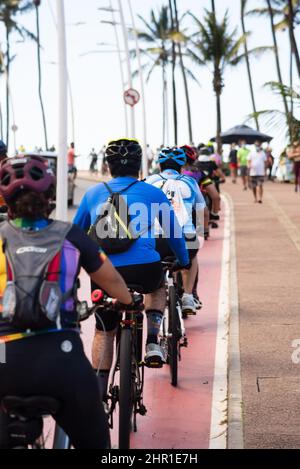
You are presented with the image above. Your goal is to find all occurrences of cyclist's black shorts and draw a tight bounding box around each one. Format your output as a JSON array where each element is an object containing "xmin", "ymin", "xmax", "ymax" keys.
[
  {"xmin": 156, "ymin": 236, "xmax": 199, "ymax": 261},
  {"xmin": 0, "ymin": 331, "xmax": 110, "ymax": 449},
  {"xmin": 94, "ymin": 261, "xmax": 164, "ymax": 332}
]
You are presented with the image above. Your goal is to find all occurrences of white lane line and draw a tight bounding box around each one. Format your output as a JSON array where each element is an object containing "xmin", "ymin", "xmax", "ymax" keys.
[
  {"xmin": 209, "ymin": 195, "xmax": 230, "ymax": 449},
  {"xmin": 224, "ymin": 192, "xmax": 244, "ymax": 449}
]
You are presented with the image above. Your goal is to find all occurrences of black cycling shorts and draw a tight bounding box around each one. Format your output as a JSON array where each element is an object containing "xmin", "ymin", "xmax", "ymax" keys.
[
  {"xmin": 94, "ymin": 261, "xmax": 164, "ymax": 332},
  {"xmin": 156, "ymin": 237, "xmax": 199, "ymax": 262},
  {"xmin": 0, "ymin": 331, "xmax": 110, "ymax": 449}
]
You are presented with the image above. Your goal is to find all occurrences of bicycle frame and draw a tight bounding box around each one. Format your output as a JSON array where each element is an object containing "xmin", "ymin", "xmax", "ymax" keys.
[
  {"xmin": 160, "ymin": 268, "xmax": 186, "ymax": 355},
  {"xmin": 106, "ymin": 309, "xmax": 147, "ymax": 439}
]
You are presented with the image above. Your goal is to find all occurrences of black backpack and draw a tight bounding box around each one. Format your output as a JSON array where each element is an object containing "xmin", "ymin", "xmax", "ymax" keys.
[{"xmin": 88, "ymin": 180, "xmax": 145, "ymax": 254}]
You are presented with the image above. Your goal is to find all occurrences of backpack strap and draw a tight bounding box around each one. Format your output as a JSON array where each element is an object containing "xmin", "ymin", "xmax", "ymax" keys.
[{"xmin": 102, "ymin": 179, "xmax": 139, "ymax": 196}]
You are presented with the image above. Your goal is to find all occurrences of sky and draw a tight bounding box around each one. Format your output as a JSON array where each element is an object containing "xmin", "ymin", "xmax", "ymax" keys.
[{"xmin": 0, "ymin": 0, "xmax": 299, "ymax": 168}]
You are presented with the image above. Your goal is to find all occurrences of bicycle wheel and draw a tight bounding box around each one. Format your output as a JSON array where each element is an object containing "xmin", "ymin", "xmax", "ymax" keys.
[
  {"xmin": 119, "ymin": 329, "xmax": 134, "ymax": 449},
  {"xmin": 168, "ymin": 285, "xmax": 179, "ymax": 387}
]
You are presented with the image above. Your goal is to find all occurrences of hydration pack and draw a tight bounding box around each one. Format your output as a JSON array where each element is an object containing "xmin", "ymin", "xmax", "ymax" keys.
[
  {"xmin": 156, "ymin": 175, "xmax": 190, "ymax": 227},
  {"xmin": 0, "ymin": 220, "xmax": 74, "ymax": 330},
  {"xmin": 88, "ymin": 180, "xmax": 147, "ymax": 254}
]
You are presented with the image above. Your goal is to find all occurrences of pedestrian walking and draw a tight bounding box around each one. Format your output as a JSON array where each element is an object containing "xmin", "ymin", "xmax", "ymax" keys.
[
  {"xmin": 287, "ymin": 140, "xmax": 300, "ymax": 192},
  {"xmin": 247, "ymin": 141, "xmax": 267, "ymax": 204},
  {"xmin": 89, "ymin": 148, "xmax": 98, "ymax": 174},
  {"xmin": 67, "ymin": 142, "xmax": 78, "ymax": 180},
  {"xmin": 229, "ymin": 143, "xmax": 238, "ymax": 183},
  {"xmin": 237, "ymin": 140, "xmax": 250, "ymax": 190},
  {"xmin": 265, "ymin": 146, "xmax": 274, "ymax": 181}
]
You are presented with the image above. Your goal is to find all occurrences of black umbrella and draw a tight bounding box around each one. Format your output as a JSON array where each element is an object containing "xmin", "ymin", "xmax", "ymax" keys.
[{"xmin": 211, "ymin": 125, "xmax": 273, "ymax": 145}]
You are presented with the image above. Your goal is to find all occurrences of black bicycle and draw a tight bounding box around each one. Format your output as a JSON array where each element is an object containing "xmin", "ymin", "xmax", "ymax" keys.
[
  {"xmin": 160, "ymin": 260, "xmax": 188, "ymax": 387},
  {"xmin": 89, "ymin": 287, "xmax": 147, "ymax": 450}
]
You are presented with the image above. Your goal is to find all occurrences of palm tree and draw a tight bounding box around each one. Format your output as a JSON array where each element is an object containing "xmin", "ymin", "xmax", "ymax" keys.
[
  {"xmin": 271, "ymin": 0, "xmax": 300, "ymax": 78},
  {"xmin": 0, "ymin": 0, "xmax": 35, "ymax": 147},
  {"xmin": 188, "ymin": 10, "xmax": 252, "ymax": 154},
  {"xmin": 241, "ymin": 0, "xmax": 260, "ymax": 130},
  {"xmin": 172, "ymin": 0, "xmax": 193, "ymax": 144},
  {"xmin": 136, "ymin": 6, "xmax": 171, "ymax": 144},
  {"xmin": 34, "ymin": 0, "xmax": 48, "ymax": 150},
  {"xmin": 168, "ymin": 0, "xmax": 178, "ymax": 144},
  {"xmin": 246, "ymin": 1, "xmax": 293, "ymax": 138},
  {"xmin": 249, "ymin": 82, "xmax": 300, "ymax": 142}
]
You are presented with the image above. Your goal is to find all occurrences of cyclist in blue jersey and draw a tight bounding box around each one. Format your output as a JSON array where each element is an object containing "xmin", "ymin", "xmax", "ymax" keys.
[
  {"xmin": 146, "ymin": 147, "xmax": 206, "ymax": 315},
  {"xmin": 74, "ymin": 139, "xmax": 190, "ymax": 398}
]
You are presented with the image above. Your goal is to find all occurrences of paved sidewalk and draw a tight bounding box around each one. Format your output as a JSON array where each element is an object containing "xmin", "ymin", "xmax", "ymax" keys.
[{"xmin": 226, "ymin": 180, "xmax": 300, "ymax": 449}]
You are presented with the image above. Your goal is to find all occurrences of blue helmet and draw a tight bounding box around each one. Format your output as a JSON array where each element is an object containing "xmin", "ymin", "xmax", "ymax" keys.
[
  {"xmin": 0, "ymin": 140, "xmax": 7, "ymax": 157},
  {"xmin": 157, "ymin": 147, "xmax": 187, "ymax": 166}
]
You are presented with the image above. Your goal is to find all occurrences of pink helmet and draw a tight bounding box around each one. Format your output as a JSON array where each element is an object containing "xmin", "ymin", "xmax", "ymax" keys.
[{"xmin": 0, "ymin": 155, "xmax": 56, "ymax": 201}]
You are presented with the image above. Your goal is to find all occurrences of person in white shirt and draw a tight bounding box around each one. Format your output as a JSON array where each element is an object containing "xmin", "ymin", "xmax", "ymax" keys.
[{"xmin": 247, "ymin": 141, "xmax": 267, "ymax": 204}]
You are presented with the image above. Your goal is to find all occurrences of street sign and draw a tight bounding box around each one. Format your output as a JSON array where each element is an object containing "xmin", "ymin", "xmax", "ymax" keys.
[{"xmin": 124, "ymin": 88, "xmax": 140, "ymax": 107}]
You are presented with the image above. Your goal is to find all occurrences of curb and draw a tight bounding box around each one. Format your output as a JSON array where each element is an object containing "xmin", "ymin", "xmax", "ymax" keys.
[{"xmin": 224, "ymin": 192, "xmax": 244, "ymax": 449}]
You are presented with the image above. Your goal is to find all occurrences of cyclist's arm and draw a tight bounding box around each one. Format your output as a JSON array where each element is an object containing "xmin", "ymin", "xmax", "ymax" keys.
[
  {"xmin": 214, "ymin": 167, "xmax": 226, "ymax": 181},
  {"xmin": 192, "ymin": 181, "xmax": 206, "ymax": 233},
  {"xmin": 90, "ymin": 259, "xmax": 132, "ymax": 305},
  {"xmin": 157, "ymin": 194, "xmax": 189, "ymax": 266},
  {"xmin": 73, "ymin": 194, "xmax": 91, "ymax": 231},
  {"xmin": 69, "ymin": 225, "xmax": 132, "ymax": 305}
]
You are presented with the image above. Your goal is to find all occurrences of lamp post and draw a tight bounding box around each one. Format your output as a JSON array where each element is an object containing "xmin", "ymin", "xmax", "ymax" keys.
[
  {"xmin": 127, "ymin": 0, "xmax": 148, "ymax": 176},
  {"xmin": 117, "ymin": 0, "xmax": 135, "ymax": 137},
  {"xmin": 56, "ymin": 0, "xmax": 68, "ymax": 221}
]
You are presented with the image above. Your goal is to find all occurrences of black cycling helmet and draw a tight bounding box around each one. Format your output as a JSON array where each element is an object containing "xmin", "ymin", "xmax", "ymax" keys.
[
  {"xmin": 0, "ymin": 140, "xmax": 7, "ymax": 158},
  {"xmin": 106, "ymin": 138, "xmax": 142, "ymax": 160},
  {"xmin": 106, "ymin": 138, "xmax": 142, "ymax": 176}
]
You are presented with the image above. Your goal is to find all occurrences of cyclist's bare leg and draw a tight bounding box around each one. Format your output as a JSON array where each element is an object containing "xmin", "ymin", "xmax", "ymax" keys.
[
  {"xmin": 181, "ymin": 257, "xmax": 198, "ymax": 294},
  {"xmin": 204, "ymin": 207, "xmax": 209, "ymax": 232},
  {"xmin": 92, "ymin": 329, "xmax": 116, "ymax": 399},
  {"xmin": 145, "ymin": 285, "xmax": 166, "ymax": 312},
  {"xmin": 205, "ymin": 184, "xmax": 221, "ymax": 213}
]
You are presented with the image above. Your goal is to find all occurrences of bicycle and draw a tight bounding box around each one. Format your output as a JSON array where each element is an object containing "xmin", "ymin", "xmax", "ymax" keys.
[
  {"xmin": 88, "ymin": 287, "xmax": 147, "ymax": 450},
  {"xmin": 159, "ymin": 260, "xmax": 188, "ymax": 387},
  {"xmin": 0, "ymin": 396, "xmax": 71, "ymax": 449}
]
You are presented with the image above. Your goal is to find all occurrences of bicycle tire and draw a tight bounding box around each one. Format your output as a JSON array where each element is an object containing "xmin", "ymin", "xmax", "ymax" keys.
[
  {"xmin": 119, "ymin": 328, "xmax": 134, "ymax": 449},
  {"xmin": 168, "ymin": 285, "xmax": 179, "ymax": 387}
]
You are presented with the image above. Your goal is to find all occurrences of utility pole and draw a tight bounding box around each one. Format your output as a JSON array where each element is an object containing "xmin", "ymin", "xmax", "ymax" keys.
[
  {"xmin": 56, "ymin": 0, "xmax": 68, "ymax": 221},
  {"xmin": 127, "ymin": 0, "xmax": 148, "ymax": 176},
  {"xmin": 118, "ymin": 0, "xmax": 135, "ymax": 137}
]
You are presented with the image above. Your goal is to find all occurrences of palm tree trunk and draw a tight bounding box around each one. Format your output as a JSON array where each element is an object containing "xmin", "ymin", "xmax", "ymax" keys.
[
  {"xmin": 169, "ymin": 0, "xmax": 178, "ymax": 145},
  {"xmin": 216, "ymin": 90, "xmax": 222, "ymax": 155},
  {"xmin": 162, "ymin": 62, "xmax": 166, "ymax": 144},
  {"xmin": 173, "ymin": 0, "xmax": 193, "ymax": 144},
  {"xmin": 266, "ymin": 0, "xmax": 291, "ymax": 138},
  {"xmin": 288, "ymin": 0, "xmax": 300, "ymax": 79},
  {"xmin": 214, "ymin": 67, "xmax": 222, "ymax": 155},
  {"xmin": 241, "ymin": 0, "xmax": 259, "ymax": 130},
  {"xmin": 6, "ymin": 27, "xmax": 10, "ymax": 148},
  {"xmin": 35, "ymin": 4, "xmax": 48, "ymax": 150}
]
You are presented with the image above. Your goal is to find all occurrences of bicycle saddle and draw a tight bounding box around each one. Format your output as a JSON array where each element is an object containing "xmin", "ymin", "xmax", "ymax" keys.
[{"xmin": 1, "ymin": 396, "xmax": 60, "ymax": 420}]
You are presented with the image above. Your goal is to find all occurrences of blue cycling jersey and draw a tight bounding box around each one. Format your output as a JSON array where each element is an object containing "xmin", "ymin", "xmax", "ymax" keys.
[
  {"xmin": 146, "ymin": 169, "xmax": 206, "ymax": 234},
  {"xmin": 73, "ymin": 176, "xmax": 189, "ymax": 267}
]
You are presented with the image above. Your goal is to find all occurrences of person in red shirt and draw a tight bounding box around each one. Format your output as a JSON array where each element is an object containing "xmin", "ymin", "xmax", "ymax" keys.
[{"xmin": 67, "ymin": 142, "xmax": 77, "ymax": 179}]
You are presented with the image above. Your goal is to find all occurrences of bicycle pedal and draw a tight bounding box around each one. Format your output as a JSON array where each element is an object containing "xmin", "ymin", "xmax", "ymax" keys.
[
  {"xmin": 180, "ymin": 338, "xmax": 188, "ymax": 348},
  {"xmin": 184, "ymin": 310, "xmax": 197, "ymax": 316},
  {"xmin": 144, "ymin": 360, "xmax": 164, "ymax": 369},
  {"xmin": 137, "ymin": 405, "xmax": 147, "ymax": 416}
]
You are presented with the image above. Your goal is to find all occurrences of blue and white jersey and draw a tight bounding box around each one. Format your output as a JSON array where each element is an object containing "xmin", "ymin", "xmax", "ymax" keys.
[
  {"xmin": 146, "ymin": 169, "xmax": 206, "ymax": 235},
  {"xmin": 74, "ymin": 176, "xmax": 189, "ymax": 267}
]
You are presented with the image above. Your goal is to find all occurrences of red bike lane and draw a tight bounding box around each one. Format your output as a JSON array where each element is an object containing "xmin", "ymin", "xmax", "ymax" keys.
[{"xmin": 79, "ymin": 209, "xmax": 226, "ymax": 450}]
